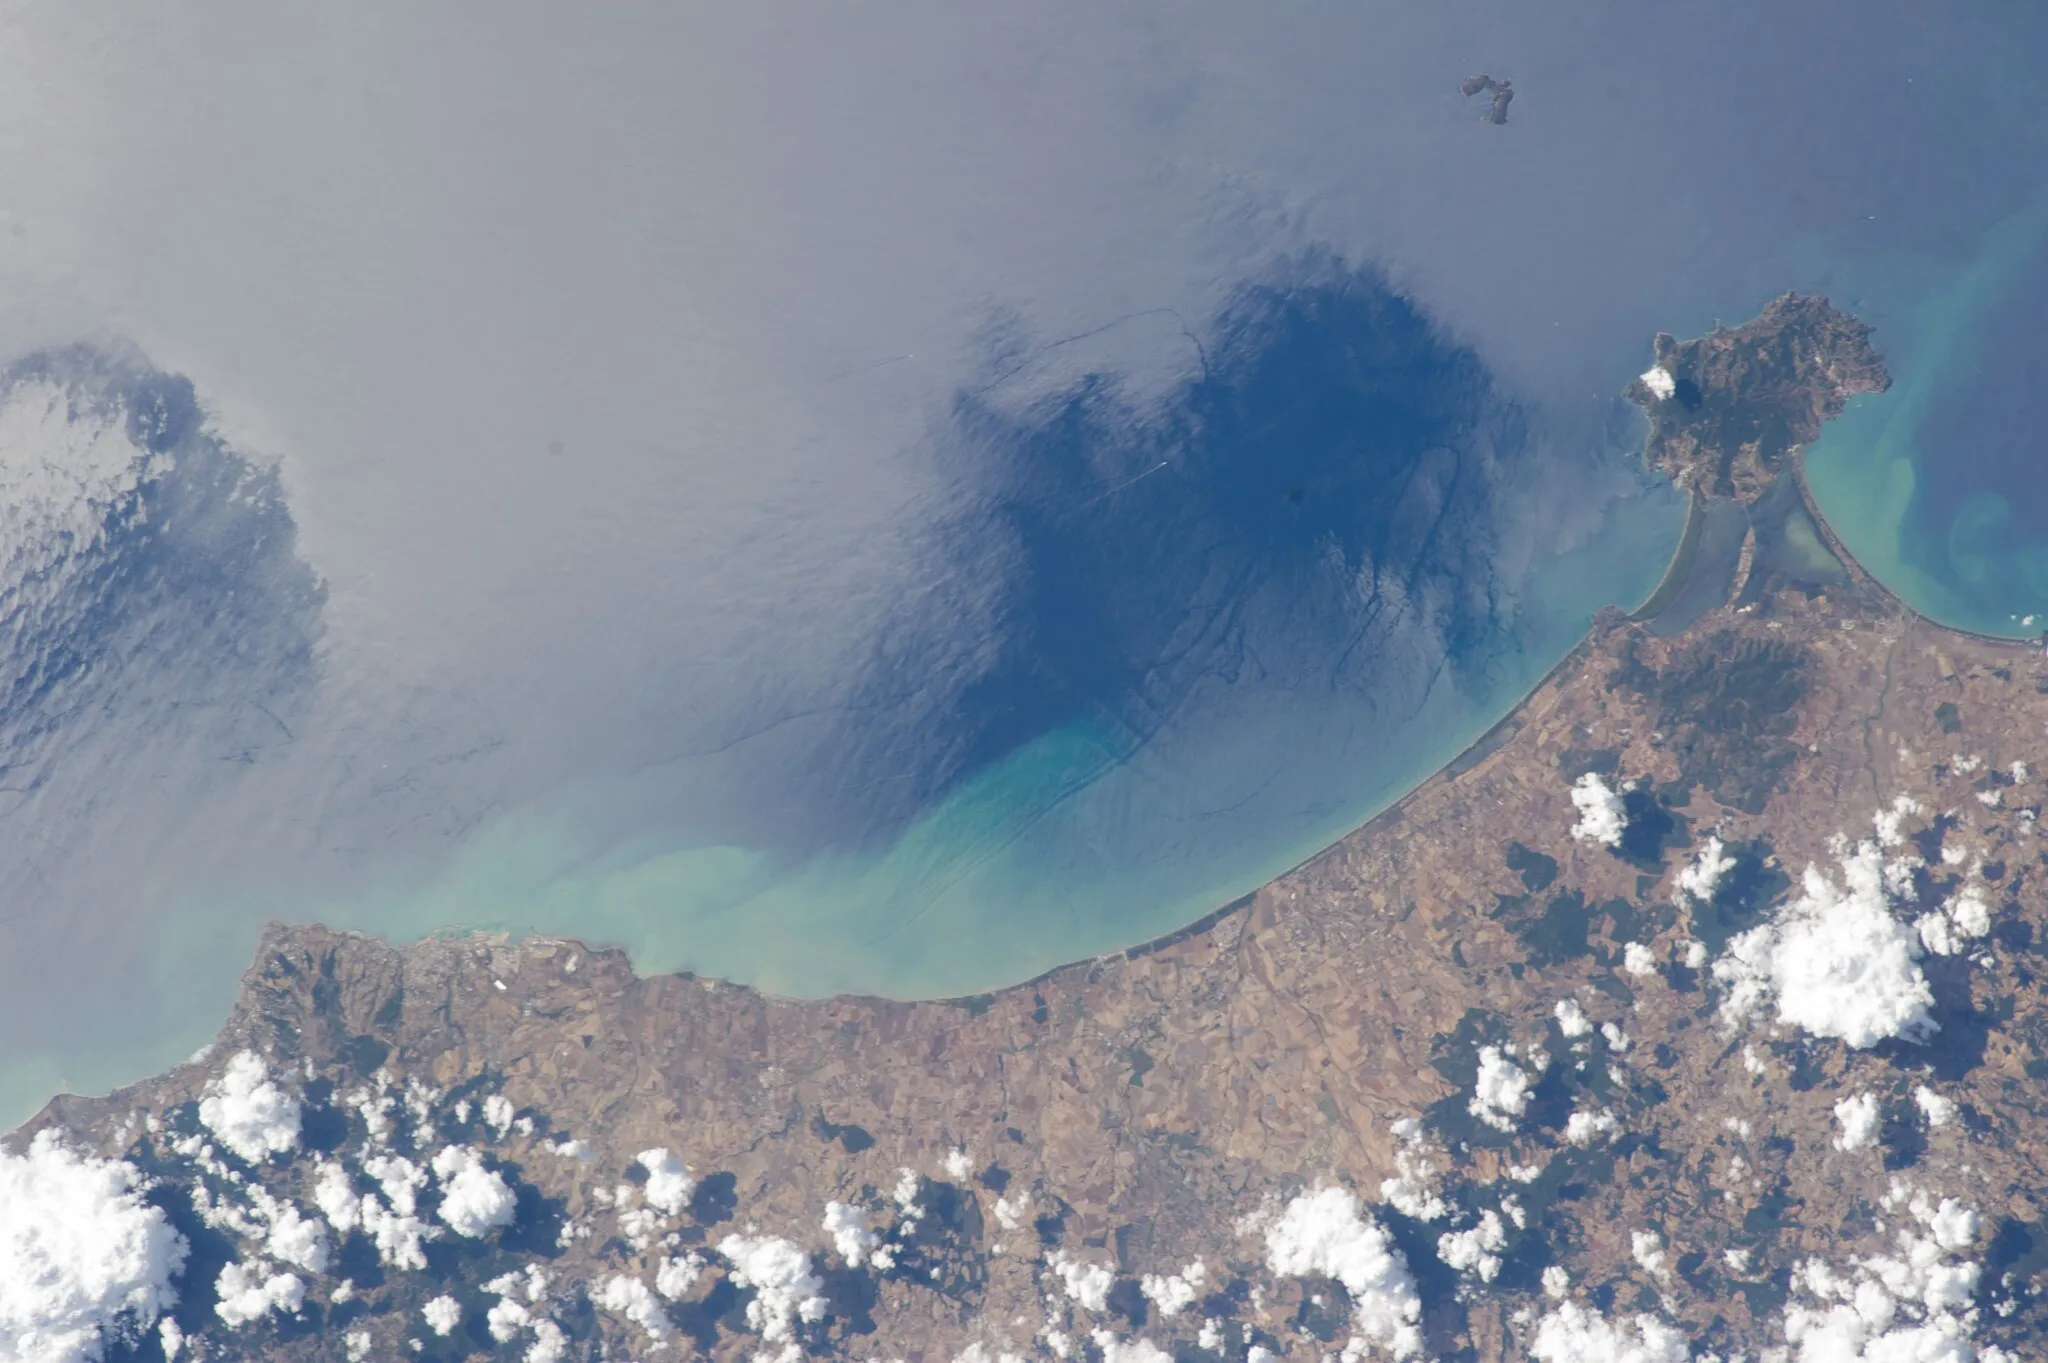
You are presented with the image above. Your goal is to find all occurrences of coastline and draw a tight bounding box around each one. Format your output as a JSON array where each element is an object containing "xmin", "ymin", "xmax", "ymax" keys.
[
  {"xmin": 1625, "ymin": 485, "xmax": 1706, "ymax": 622},
  {"xmin": 31, "ymin": 297, "xmax": 2048, "ymax": 1359},
  {"xmin": 39, "ymin": 333, "xmax": 2039, "ymax": 1056},
  {"xmin": 1791, "ymin": 453, "xmax": 2039, "ymax": 651},
  {"xmin": 36, "ymin": 491, "xmax": 2048, "ymax": 1360},
  {"xmin": 18, "ymin": 294, "xmax": 2040, "ymax": 1108},
  {"xmin": 1018, "ymin": 422, "xmax": 2037, "ymax": 1009}
]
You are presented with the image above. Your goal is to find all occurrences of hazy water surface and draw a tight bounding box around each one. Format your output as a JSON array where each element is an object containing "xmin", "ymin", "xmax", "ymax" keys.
[{"xmin": 0, "ymin": 4, "xmax": 2046, "ymax": 1127}]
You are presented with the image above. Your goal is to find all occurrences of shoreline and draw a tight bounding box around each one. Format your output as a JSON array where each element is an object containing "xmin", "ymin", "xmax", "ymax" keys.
[
  {"xmin": 20, "ymin": 322, "xmax": 2046, "ymax": 1128},
  {"xmin": 1625, "ymin": 485, "xmax": 1706, "ymax": 622},
  {"xmin": 147, "ymin": 442, "xmax": 2037, "ymax": 1032},
  {"xmin": 987, "ymin": 442, "xmax": 2038, "ymax": 1006},
  {"xmin": 1791, "ymin": 454, "xmax": 2040, "ymax": 651}
]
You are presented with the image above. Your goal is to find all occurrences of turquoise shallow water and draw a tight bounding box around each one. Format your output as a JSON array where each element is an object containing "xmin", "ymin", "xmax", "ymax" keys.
[{"xmin": 1804, "ymin": 189, "xmax": 2048, "ymax": 636}]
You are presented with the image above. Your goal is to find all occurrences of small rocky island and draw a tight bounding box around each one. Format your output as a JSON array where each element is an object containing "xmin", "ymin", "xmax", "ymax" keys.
[
  {"xmin": 1459, "ymin": 75, "xmax": 1515, "ymax": 125},
  {"xmin": 12, "ymin": 298, "xmax": 2048, "ymax": 1363}
]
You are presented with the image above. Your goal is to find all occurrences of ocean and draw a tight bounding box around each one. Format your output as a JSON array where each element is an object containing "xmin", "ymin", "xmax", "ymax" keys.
[{"xmin": 1804, "ymin": 190, "xmax": 2048, "ymax": 637}]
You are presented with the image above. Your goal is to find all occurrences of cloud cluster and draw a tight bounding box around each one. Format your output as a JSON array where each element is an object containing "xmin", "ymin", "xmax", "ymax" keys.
[
  {"xmin": 823, "ymin": 1201, "xmax": 888, "ymax": 1270},
  {"xmin": 198, "ymin": 1052, "xmax": 302, "ymax": 1165},
  {"xmin": 636, "ymin": 1149, "xmax": 696, "ymax": 1217},
  {"xmin": 1781, "ymin": 1188, "xmax": 2000, "ymax": 1361},
  {"xmin": 212, "ymin": 1262, "xmax": 303, "ymax": 1329},
  {"xmin": 1918, "ymin": 885, "xmax": 1992, "ymax": 959},
  {"xmin": 1833, "ymin": 1093, "xmax": 1882, "ymax": 1153},
  {"xmin": 1438, "ymin": 1211, "xmax": 1507, "ymax": 1284},
  {"xmin": 1714, "ymin": 840, "xmax": 1934, "ymax": 1048},
  {"xmin": 1530, "ymin": 1301, "xmax": 1689, "ymax": 1363},
  {"xmin": 0, "ymin": 1132, "xmax": 188, "ymax": 1363},
  {"xmin": 718, "ymin": 1234, "xmax": 826, "ymax": 1343},
  {"xmin": 1263, "ymin": 1186, "xmax": 1422, "ymax": 1358},
  {"xmin": 1469, "ymin": 1045, "xmax": 1535, "ymax": 1133},
  {"xmin": 1677, "ymin": 835, "xmax": 1735, "ymax": 904},
  {"xmin": 431, "ymin": 1146, "xmax": 517, "ymax": 1238},
  {"xmin": 1569, "ymin": 774, "xmax": 1628, "ymax": 848},
  {"xmin": 1048, "ymin": 1250, "xmax": 1115, "ymax": 1313},
  {"xmin": 1138, "ymin": 1261, "xmax": 1205, "ymax": 1318},
  {"xmin": 595, "ymin": 1275, "xmax": 672, "ymax": 1346},
  {"xmin": 1379, "ymin": 1122, "xmax": 1447, "ymax": 1222},
  {"xmin": 422, "ymin": 1295, "xmax": 462, "ymax": 1336}
]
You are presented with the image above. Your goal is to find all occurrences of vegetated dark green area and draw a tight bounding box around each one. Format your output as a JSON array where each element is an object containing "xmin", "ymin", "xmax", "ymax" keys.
[
  {"xmin": 1681, "ymin": 836, "xmax": 1789, "ymax": 954},
  {"xmin": 1504, "ymin": 841, "xmax": 1559, "ymax": 892},
  {"xmin": 1608, "ymin": 630, "xmax": 1810, "ymax": 814}
]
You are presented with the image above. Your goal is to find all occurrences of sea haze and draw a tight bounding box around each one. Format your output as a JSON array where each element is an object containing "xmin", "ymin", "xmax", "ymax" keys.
[{"xmin": 0, "ymin": 4, "xmax": 2043, "ymax": 1125}]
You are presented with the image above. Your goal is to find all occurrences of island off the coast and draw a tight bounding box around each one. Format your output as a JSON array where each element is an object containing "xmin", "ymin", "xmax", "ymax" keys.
[{"xmin": 16, "ymin": 295, "xmax": 2048, "ymax": 1363}]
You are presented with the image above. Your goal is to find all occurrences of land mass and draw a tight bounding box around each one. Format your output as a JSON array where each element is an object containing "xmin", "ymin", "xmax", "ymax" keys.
[
  {"xmin": 20, "ymin": 297, "xmax": 2048, "ymax": 1363},
  {"xmin": 1458, "ymin": 75, "xmax": 1515, "ymax": 125}
]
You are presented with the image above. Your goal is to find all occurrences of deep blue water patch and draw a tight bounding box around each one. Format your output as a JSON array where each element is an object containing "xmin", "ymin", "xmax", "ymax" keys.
[
  {"xmin": 816, "ymin": 264, "xmax": 1537, "ymax": 850},
  {"xmin": 0, "ymin": 346, "xmax": 326, "ymax": 801}
]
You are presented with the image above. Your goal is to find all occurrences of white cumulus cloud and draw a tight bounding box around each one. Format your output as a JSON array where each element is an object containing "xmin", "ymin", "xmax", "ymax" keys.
[
  {"xmin": 823, "ymin": 1201, "xmax": 885, "ymax": 1269},
  {"xmin": 1570, "ymin": 773, "xmax": 1629, "ymax": 848},
  {"xmin": 1677, "ymin": 836, "xmax": 1735, "ymax": 904},
  {"xmin": 198, "ymin": 1051, "xmax": 302, "ymax": 1165},
  {"xmin": 0, "ymin": 1132, "xmax": 189, "ymax": 1363},
  {"xmin": 432, "ymin": 1145, "xmax": 518, "ymax": 1238},
  {"xmin": 1469, "ymin": 1045, "xmax": 1533, "ymax": 1133},
  {"xmin": 1048, "ymin": 1250, "xmax": 1115, "ymax": 1313},
  {"xmin": 1915, "ymin": 1087, "xmax": 1957, "ymax": 1128},
  {"xmin": 423, "ymin": 1294, "xmax": 462, "ymax": 1336},
  {"xmin": 1138, "ymin": 1261, "xmax": 1205, "ymax": 1318},
  {"xmin": 1263, "ymin": 1186, "xmax": 1422, "ymax": 1358},
  {"xmin": 595, "ymin": 1274, "xmax": 672, "ymax": 1345},
  {"xmin": 1713, "ymin": 840, "xmax": 1935, "ymax": 1048},
  {"xmin": 1530, "ymin": 1301, "xmax": 1689, "ymax": 1362},
  {"xmin": 718, "ymin": 1234, "xmax": 826, "ymax": 1343},
  {"xmin": 1438, "ymin": 1211, "xmax": 1506, "ymax": 1283},
  {"xmin": 1833, "ymin": 1093, "xmax": 1882, "ymax": 1152},
  {"xmin": 212, "ymin": 1261, "xmax": 304, "ymax": 1328},
  {"xmin": 1782, "ymin": 1189, "xmax": 1988, "ymax": 1362},
  {"xmin": 636, "ymin": 1148, "xmax": 696, "ymax": 1217},
  {"xmin": 263, "ymin": 1204, "xmax": 330, "ymax": 1276}
]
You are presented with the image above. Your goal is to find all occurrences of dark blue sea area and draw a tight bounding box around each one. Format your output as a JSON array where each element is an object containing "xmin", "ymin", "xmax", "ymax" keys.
[
  {"xmin": 807, "ymin": 264, "xmax": 1557, "ymax": 856},
  {"xmin": 0, "ymin": 347, "xmax": 323, "ymax": 807},
  {"xmin": 0, "ymin": 346, "xmax": 327, "ymax": 1122},
  {"xmin": 404, "ymin": 260, "xmax": 1679, "ymax": 1002}
]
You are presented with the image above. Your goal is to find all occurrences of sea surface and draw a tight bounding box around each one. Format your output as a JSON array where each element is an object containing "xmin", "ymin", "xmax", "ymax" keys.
[
  {"xmin": 4, "ymin": 7, "xmax": 2048, "ymax": 1131},
  {"xmin": 1805, "ymin": 190, "xmax": 2048, "ymax": 636},
  {"xmin": 160, "ymin": 273, "xmax": 1690, "ymax": 1004}
]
